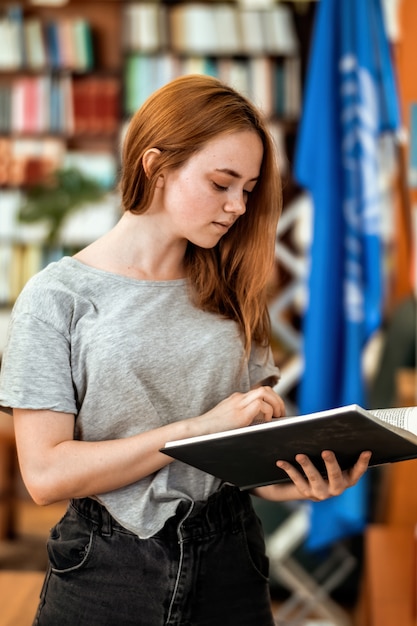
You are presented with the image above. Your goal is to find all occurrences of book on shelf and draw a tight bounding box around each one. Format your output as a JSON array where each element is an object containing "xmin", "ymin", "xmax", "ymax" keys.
[
  {"xmin": 100, "ymin": 79, "xmax": 121, "ymax": 135},
  {"xmin": 5, "ymin": 74, "xmax": 73, "ymax": 136},
  {"xmin": 73, "ymin": 18, "xmax": 94, "ymax": 71},
  {"xmin": 5, "ymin": 4, "xmax": 25, "ymax": 69},
  {"xmin": 12, "ymin": 77, "xmax": 48, "ymax": 135},
  {"xmin": 283, "ymin": 57, "xmax": 301, "ymax": 117},
  {"xmin": 213, "ymin": 4, "xmax": 240, "ymax": 55},
  {"xmin": 0, "ymin": 7, "xmax": 94, "ymax": 72},
  {"xmin": 124, "ymin": 53, "xmax": 179, "ymax": 114},
  {"xmin": 72, "ymin": 77, "xmax": 119, "ymax": 135},
  {"xmin": 69, "ymin": 79, "xmax": 87, "ymax": 134},
  {"xmin": 10, "ymin": 79, "xmax": 24, "ymax": 134},
  {"xmin": 0, "ymin": 5, "xmax": 23, "ymax": 70},
  {"xmin": 238, "ymin": 9, "xmax": 265, "ymax": 55},
  {"xmin": 56, "ymin": 17, "xmax": 94, "ymax": 71},
  {"xmin": 124, "ymin": 54, "xmax": 147, "ymax": 114},
  {"xmin": 261, "ymin": 4, "xmax": 299, "ymax": 56},
  {"xmin": 24, "ymin": 17, "xmax": 47, "ymax": 70},
  {"xmin": 48, "ymin": 74, "xmax": 73, "ymax": 135},
  {"xmin": 49, "ymin": 76, "xmax": 62, "ymax": 133},
  {"xmin": 273, "ymin": 62, "xmax": 286, "ymax": 117},
  {"xmin": 181, "ymin": 56, "xmax": 217, "ymax": 79},
  {"xmin": 44, "ymin": 20, "xmax": 60, "ymax": 69},
  {"xmin": 124, "ymin": 52, "xmax": 297, "ymax": 122},
  {"xmin": 23, "ymin": 78, "xmax": 40, "ymax": 134},
  {"xmin": 9, "ymin": 243, "xmax": 43, "ymax": 302},
  {"xmin": 0, "ymin": 242, "xmax": 43, "ymax": 306},
  {"xmin": 170, "ymin": 3, "xmax": 218, "ymax": 55},
  {"xmin": 123, "ymin": 3, "xmax": 167, "ymax": 53},
  {"xmin": 160, "ymin": 404, "xmax": 417, "ymax": 490},
  {"xmin": 0, "ymin": 86, "xmax": 11, "ymax": 135},
  {"xmin": 217, "ymin": 58, "xmax": 250, "ymax": 100},
  {"xmin": 57, "ymin": 16, "xmax": 74, "ymax": 69},
  {"xmin": 272, "ymin": 57, "xmax": 301, "ymax": 118},
  {"xmin": 249, "ymin": 57, "xmax": 274, "ymax": 117},
  {"xmin": 168, "ymin": 2, "xmax": 299, "ymax": 56}
]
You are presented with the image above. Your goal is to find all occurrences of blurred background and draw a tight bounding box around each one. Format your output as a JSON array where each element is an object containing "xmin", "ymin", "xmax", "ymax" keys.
[{"xmin": 0, "ymin": 0, "xmax": 416, "ymax": 624}]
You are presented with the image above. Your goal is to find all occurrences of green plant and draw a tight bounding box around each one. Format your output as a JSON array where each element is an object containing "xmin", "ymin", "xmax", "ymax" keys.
[{"xmin": 19, "ymin": 167, "xmax": 106, "ymax": 244}]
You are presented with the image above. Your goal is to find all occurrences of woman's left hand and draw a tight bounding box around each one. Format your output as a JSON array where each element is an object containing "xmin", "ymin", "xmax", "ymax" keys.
[{"xmin": 253, "ymin": 450, "xmax": 372, "ymax": 502}]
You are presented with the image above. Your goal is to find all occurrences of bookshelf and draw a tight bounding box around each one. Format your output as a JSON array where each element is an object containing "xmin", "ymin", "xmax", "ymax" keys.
[
  {"xmin": 122, "ymin": 1, "xmax": 307, "ymax": 180},
  {"xmin": 0, "ymin": 0, "xmax": 122, "ymax": 186},
  {"xmin": 0, "ymin": 0, "xmax": 123, "ymax": 310},
  {"xmin": 0, "ymin": 0, "xmax": 314, "ymax": 313}
]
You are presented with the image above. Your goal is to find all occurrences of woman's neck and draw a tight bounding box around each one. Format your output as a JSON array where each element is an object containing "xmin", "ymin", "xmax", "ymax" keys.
[{"xmin": 74, "ymin": 212, "xmax": 188, "ymax": 281}]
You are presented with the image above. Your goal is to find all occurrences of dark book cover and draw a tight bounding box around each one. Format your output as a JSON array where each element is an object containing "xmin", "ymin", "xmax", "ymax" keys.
[{"xmin": 161, "ymin": 404, "xmax": 417, "ymax": 489}]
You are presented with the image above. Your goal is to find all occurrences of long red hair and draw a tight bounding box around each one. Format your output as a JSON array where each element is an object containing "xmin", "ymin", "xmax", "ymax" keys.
[{"xmin": 119, "ymin": 74, "xmax": 282, "ymax": 354}]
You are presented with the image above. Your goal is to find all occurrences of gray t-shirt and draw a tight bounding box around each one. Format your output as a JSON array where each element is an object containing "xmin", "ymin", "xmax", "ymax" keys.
[{"xmin": 0, "ymin": 257, "xmax": 280, "ymax": 537}]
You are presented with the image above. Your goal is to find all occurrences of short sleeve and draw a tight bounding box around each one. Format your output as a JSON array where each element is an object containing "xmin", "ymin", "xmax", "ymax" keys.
[
  {"xmin": 248, "ymin": 342, "xmax": 280, "ymax": 388},
  {"xmin": 0, "ymin": 290, "xmax": 77, "ymax": 415}
]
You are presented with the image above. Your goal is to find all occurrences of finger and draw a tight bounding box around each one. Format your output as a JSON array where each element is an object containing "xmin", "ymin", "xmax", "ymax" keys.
[
  {"xmin": 294, "ymin": 453, "xmax": 331, "ymax": 490},
  {"xmin": 246, "ymin": 386, "xmax": 285, "ymax": 417},
  {"xmin": 240, "ymin": 389, "xmax": 271, "ymax": 415},
  {"xmin": 250, "ymin": 406, "xmax": 273, "ymax": 425},
  {"xmin": 276, "ymin": 458, "xmax": 319, "ymax": 499},
  {"xmin": 319, "ymin": 450, "xmax": 346, "ymax": 495},
  {"xmin": 262, "ymin": 387, "xmax": 286, "ymax": 417},
  {"xmin": 293, "ymin": 452, "xmax": 346, "ymax": 499},
  {"xmin": 346, "ymin": 451, "xmax": 372, "ymax": 485},
  {"xmin": 234, "ymin": 392, "xmax": 273, "ymax": 426}
]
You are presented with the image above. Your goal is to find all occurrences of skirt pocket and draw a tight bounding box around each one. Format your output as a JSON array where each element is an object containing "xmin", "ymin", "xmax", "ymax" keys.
[{"xmin": 47, "ymin": 505, "xmax": 95, "ymax": 574}]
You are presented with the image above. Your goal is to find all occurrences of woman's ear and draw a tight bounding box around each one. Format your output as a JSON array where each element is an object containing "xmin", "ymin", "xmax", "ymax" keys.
[{"xmin": 142, "ymin": 148, "xmax": 164, "ymax": 187}]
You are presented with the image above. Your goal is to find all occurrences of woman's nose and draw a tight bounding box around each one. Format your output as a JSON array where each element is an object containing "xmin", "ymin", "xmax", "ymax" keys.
[{"xmin": 224, "ymin": 194, "xmax": 246, "ymax": 216}]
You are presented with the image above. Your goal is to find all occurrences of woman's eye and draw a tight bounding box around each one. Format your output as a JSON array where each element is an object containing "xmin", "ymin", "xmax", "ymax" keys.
[{"xmin": 213, "ymin": 182, "xmax": 228, "ymax": 192}]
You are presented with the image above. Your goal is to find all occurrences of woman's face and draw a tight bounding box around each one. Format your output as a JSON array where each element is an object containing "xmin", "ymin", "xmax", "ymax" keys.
[{"xmin": 150, "ymin": 130, "xmax": 264, "ymax": 249}]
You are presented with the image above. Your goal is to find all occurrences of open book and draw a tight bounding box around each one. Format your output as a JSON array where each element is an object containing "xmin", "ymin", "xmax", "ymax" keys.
[{"xmin": 160, "ymin": 404, "xmax": 417, "ymax": 490}]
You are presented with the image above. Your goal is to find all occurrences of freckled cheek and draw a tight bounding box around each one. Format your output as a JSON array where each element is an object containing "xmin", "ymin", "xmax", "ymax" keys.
[
  {"xmin": 166, "ymin": 174, "xmax": 213, "ymax": 222},
  {"xmin": 180, "ymin": 191, "xmax": 211, "ymax": 221}
]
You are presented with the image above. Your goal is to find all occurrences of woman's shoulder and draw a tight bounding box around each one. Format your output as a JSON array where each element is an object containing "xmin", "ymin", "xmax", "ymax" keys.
[
  {"xmin": 18, "ymin": 257, "xmax": 83, "ymax": 298},
  {"xmin": 12, "ymin": 257, "xmax": 91, "ymax": 326}
]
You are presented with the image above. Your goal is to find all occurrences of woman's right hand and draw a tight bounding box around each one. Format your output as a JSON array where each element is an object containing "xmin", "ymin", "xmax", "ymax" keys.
[{"xmin": 192, "ymin": 385, "xmax": 285, "ymax": 436}]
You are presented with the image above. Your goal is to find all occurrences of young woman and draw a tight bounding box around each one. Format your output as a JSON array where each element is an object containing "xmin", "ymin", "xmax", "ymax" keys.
[{"xmin": 0, "ymin": 75, "xmax": 370, "ymax": 626}]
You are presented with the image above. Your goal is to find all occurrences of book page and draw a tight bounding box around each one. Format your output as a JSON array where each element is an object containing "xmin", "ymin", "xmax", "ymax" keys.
[{"xmin": 370, "ymin": 406, "xmax": 417, "ymax": 435}]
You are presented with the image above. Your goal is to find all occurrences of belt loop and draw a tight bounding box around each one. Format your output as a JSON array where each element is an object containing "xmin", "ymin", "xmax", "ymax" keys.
[
  {"xmin": 230, "ymin": 485, "xmax": 245, "ymax": 527},
  {"xmin": 223, "ymin": 485, "xmax": 237, "ymax": 526},
  {"xmin": 96, "ymin": 500, "xmax": 112, "ymax": 537}
]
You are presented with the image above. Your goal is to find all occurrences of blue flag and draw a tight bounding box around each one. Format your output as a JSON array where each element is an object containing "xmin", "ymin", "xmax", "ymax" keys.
[{"xmin": 294, "ymin": 0, "xmax": 400, "ymax": 550}]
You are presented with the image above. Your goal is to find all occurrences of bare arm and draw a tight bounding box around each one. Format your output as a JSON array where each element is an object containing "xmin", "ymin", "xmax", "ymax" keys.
[{"xmin": 14, "ymin": 385, "xmax": 285, "ymax": 505}]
